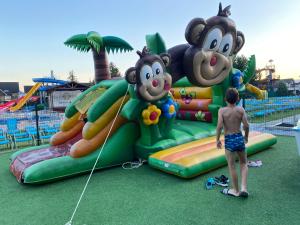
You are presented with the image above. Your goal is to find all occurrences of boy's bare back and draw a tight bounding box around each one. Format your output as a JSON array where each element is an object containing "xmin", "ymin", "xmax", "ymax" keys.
[{"xmin": 219, "ymin": 106, "xmax": 249, "ymax": 135}]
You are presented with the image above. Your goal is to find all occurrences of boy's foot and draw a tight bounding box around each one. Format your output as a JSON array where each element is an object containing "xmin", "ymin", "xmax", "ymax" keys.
[
  {"xmin": 239, "ymin": 191, "xmax": 249, "ymax": 198},
  {"xmin": 220, "ymin": 188, "xmax": 239, "ymax": 197}
]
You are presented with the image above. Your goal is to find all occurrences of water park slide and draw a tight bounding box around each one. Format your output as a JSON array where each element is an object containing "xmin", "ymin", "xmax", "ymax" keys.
[
  {"xmin": 10, "ymin": 83, "xmax": 42, "ymax": 112},
  {"xmin": 32, "ymin": 77, "xmax": 68, "ymax": 92},
  {"xmin": 0, "ymin": 100, "xmax": 17, "ymax": 112},
  {"xmin": 0, "ymin": 96, "xmax": 40, "ymax": 112}
]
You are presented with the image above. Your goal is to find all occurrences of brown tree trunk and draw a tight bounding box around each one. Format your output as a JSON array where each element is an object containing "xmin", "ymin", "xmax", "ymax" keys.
[{"xmin": 92, "ymin": 48, "xmax": 111, "ymax": 83}]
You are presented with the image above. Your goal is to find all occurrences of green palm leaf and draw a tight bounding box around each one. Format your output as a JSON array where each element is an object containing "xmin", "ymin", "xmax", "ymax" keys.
[
  {"xmin": 243, "ymin": 55, "xmax": 256, "ymax": 84},
  {"xmin": 87, "ymin": 31, "xmax": 103, "ymax": 53},
  {"xmin": 64, "ymin": 34, "xmax": 91, "ymax": 52},
  {"xmin": 102, "ymin": 36, "xmax": 133, "ymax": 54},
  {"xmin": 146, "ymin": 33, "xmax": 167, "ymax": 54}
]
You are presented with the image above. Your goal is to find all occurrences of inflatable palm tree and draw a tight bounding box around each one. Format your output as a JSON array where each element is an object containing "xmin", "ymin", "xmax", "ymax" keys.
[{"xmin": 64, "ymin": 31, "xmax": 133, "ymax": 83}]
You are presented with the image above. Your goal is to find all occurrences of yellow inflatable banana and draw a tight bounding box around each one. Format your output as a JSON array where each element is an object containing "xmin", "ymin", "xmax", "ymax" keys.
[
  {"xmin": 245, "ymin": 84, "xmax": 267, "ymax": 100},
  {"xmin": 60, "ymin": 112, "xmax": 81, "ymax": 132},
  {"xmin": 83, "ymin": 95, "xmax": 129, "ymax": 139}
]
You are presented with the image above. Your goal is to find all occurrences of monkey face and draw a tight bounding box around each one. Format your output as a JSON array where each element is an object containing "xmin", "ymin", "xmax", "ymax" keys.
[
  {"xmin": 181, "ymin": 5, "xmax": 245, "ymax": 87},
  {"xmin": 125, "ymin": 49, "xmax": 172, "ymax": 102},
  {"xmin": 138, "ymin": 62, "xmax": 172, "ymax": 101},
  {"xmin": 195, "ymin": 50, "xmax": 232, "ymax": 82},
  {"xmin": 184, "ymin": 26, "xmax": 236, "ymax": 87}
]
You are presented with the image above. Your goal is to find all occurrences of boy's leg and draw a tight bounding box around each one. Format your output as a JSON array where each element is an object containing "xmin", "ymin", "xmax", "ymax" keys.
[
  {"xmin": 237, "ymin": 151, "xmax": 248, "ymax": 193},
  {"xmin": 225, "ymin": 150, "xmax": 239, "ymax": 196}
]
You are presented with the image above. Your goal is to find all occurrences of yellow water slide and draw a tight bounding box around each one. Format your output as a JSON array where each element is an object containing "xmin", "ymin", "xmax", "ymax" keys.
[{"xmin": 10, "ymin": 83, "xmax": 42, "ymax": 112}]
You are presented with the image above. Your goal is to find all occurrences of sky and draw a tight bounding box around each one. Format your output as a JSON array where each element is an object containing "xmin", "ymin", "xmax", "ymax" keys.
[{"xmin": 1, "ymin": 0, "xmax": 300, "ymax": 90}]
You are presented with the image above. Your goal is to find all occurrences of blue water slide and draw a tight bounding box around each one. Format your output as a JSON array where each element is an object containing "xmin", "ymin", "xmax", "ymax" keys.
[
  {"xmin": 32, "ymin": 78, "xmax": 67, "ymax": 84},
  {"xmin": 32, "ymin": 78, "xmax": 68, "ymax": 91}
]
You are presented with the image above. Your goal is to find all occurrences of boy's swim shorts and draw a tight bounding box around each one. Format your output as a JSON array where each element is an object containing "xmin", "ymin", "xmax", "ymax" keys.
[{"xmin": 224, "ymin": 132, "xmax": 245, "ymax": 152}]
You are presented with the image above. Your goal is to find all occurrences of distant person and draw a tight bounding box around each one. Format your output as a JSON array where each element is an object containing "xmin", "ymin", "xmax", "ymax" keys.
[{"xmin": 216, "ymin": 88, "xmax": 249, "ymax": 198}]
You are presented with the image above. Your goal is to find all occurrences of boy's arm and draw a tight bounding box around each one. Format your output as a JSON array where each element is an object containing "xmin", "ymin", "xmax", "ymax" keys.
[
  {"xmin": 241, "ymin": 108, "xmax": 249, "ymax": 143},
  {"xmin": 216, "ymin": 108, "xmax": 223, "ymax": 144}
]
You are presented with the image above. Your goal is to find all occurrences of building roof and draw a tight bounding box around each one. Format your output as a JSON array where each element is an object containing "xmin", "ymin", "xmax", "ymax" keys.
[
  {"xmin": 46, "ymin": 81, "xmax": 90, "ymax": 92},
  {"xmin": 0, "ymin": 82, "xmax": 19, "ymax": 95},
  {"xmin": 24, "ymin": 85, "xmax": 34, "ymax": 93},
  {"xmin": 276, "ymin": 78, "xmax": 294, "ymax": 83}
]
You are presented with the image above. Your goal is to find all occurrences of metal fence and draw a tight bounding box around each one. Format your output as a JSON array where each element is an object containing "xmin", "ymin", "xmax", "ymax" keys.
[
  {"xmin": 1, "ymin": 96, "xmax": 298, "ymax": 152},
  {"xmin": 245, "ymin": 96, "xmax": 300, "ymax": 136},
  {"xmin": 0, "ymin": 108, "xmax": 64, "ymax": 151}
]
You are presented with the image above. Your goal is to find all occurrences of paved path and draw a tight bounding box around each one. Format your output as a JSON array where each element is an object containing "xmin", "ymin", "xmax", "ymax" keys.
[{"xmin": 249, "ymin": 114, "xmax": 300, "ymax": 136}]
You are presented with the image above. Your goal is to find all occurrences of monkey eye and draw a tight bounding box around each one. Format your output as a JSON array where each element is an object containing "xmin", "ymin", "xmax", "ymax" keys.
[
  {"xmin": 202, "ymin": 28, "xmax": 222, "ymax": 51},
  {"xmin": 210, "ymin": 39, "xmax": 218, "ymax": 49},
  {"xmin": 140, "ymin": 65, "xmax": 153, "ymax": 84},
  {"xmin": 218, "ymin": 33, "xmax": 233, "ymax": 56},
  {"xmin": 152, "ymin": 62, "xmax": 163, "ymax": 77}
]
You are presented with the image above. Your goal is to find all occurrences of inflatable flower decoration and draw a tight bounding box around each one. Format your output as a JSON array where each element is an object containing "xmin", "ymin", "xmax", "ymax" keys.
[
  {"xmin": 195, "ymin": 111, "xmax": 206, "ymax": 121},
  {"xmin": 179, "ymin": 88, "xmax": 195, "ymax": 104},
  {"xmin": 142, "ymin": 105, "xmax": 161, "ymax": 125},
  {"xmin": 162, "ymin": 98, "xmax": 178, "ymax": 119}
]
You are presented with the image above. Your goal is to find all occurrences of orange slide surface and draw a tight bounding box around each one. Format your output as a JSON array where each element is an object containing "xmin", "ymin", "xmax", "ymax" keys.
[
  {"xmin": 70, "ymin": 116, "xmax": 127, "ymax": 158},
  {"xmin": 50, "ymin": 121, "xmax": 85, "ymax": 146}
]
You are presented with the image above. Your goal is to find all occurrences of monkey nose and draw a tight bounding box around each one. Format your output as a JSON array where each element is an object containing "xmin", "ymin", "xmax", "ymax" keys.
[
  {"xmin": 152, "ymin": 79, "xmax": 158, "ymax": 87},
  {"xmin": 210, "ymin": 56, "xmax": 217, "ymax": 66}
]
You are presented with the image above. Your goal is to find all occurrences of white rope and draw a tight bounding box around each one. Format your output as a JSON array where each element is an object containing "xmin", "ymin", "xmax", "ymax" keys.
[
  {"xmin": 65, "ymin": 85, "xmax": 130, "ymax": 225},
  {"xmin": 122, "ymin": 158, "xmax": 147, "ymax": 169}
]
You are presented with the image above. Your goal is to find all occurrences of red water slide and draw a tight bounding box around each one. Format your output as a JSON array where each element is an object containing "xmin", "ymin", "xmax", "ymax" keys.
[
  {"xmin": 0, "ymin": 99, "xmax": 18, "ymax": 112},
  {"xmin": 0, "ymin": 96, "xmax": 40, "ymax": 112}
]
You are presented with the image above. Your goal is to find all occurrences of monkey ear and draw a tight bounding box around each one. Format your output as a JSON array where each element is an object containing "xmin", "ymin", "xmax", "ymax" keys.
[
  {"xmin": 125, "ymin": 67, "xmax": 137, "ymax": 84},
  {"xmin": 233, "ymin": 31, "xmax": 245, "ymax": 54},
  {"xmin": 160, "ymin": 53, "xmax": 171, "ymax": 67},
  {"xmin": 185, "ymin": 18, "xmax": 207, "ymax": 45}
]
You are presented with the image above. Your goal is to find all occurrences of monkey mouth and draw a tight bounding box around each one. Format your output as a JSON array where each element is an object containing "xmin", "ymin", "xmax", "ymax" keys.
[
  {"xmin": 199, "ymin": 59, "xmax": 229, "ymax": 80},
  {"xmin": 164, "ymin": 80, "xmax": 171, "ymax": 91},
  {"xmin": 191, "ymin": 51, "xmax": 232, "ymax": 86},
  {"xmin": 213, "ymin": 66, "xmax": 228, "ymax": 78}
]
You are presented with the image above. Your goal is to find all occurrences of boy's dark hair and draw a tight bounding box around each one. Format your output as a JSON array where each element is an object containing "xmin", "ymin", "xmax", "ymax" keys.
[{"xmin": 225, "ymin": 88, "xmax": 239, "ymax": 104}]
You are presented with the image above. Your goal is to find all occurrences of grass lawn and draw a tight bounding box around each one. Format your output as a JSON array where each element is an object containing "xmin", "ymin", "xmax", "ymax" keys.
[{"xmin": 0, "ymin": 136, "xmax": 299, "ymax": 225}]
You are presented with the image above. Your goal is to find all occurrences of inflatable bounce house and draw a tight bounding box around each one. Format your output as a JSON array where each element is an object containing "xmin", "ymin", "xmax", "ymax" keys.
[{"xmin": 9, "ymin": 3, "xmax": 276, "ymax": 184}]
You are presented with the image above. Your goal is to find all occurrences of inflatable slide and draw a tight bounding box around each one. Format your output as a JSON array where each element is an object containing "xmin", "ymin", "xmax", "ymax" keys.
[
  {"xmin": 9, "ymin": 76, "xmax": 276, "ymax": 184},
  {"xmin": 10, "ymin": 80, "xmax": 139, "ymax": 183}
]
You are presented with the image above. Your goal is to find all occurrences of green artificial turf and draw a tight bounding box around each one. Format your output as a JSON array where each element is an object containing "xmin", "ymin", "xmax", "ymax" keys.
[{"xmin": 0, "ymin": 136, "xmax": 299, "ymax": 225}]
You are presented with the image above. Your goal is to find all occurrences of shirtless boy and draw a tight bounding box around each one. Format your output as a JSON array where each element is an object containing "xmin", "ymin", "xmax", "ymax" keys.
[{"xmin": 216, "ymin": 88, "xmax": 249, "ymax": 198}]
